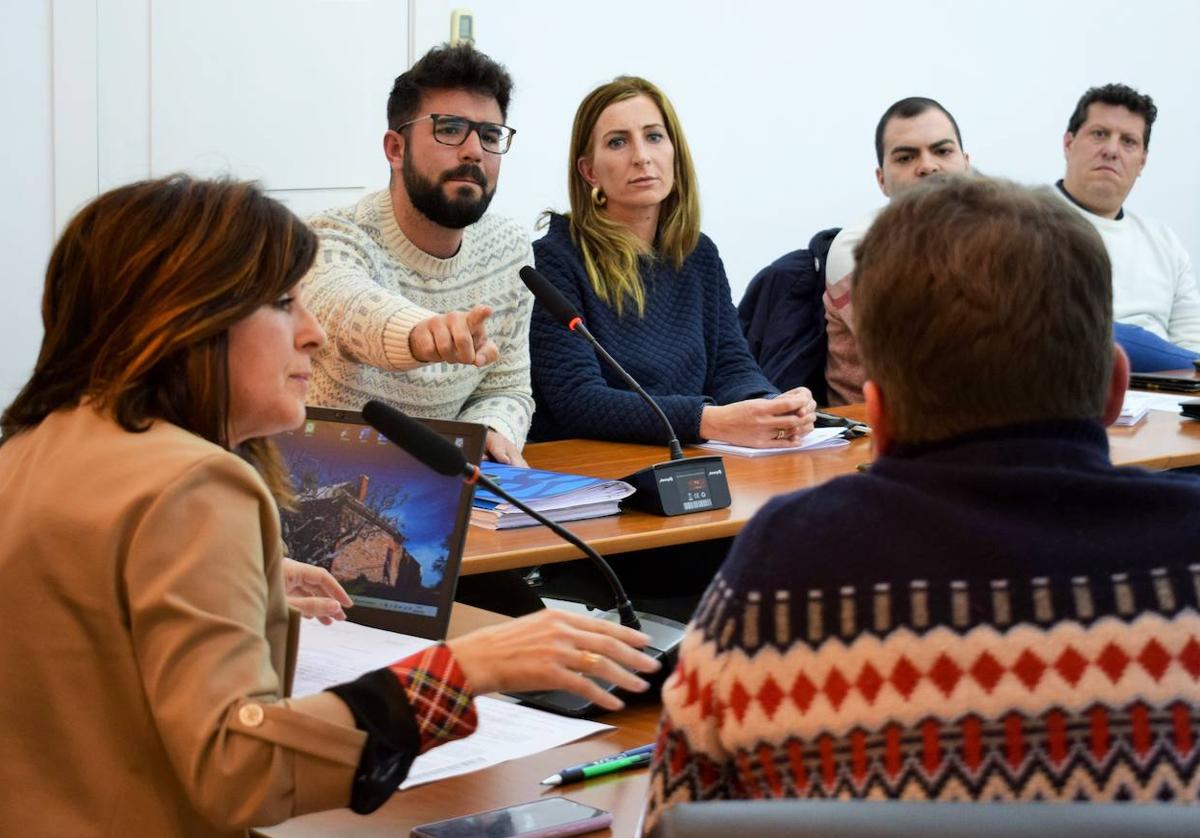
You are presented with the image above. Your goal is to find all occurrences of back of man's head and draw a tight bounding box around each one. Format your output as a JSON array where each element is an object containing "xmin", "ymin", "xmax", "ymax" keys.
[
  {"xmin": 855, "ymin": 176, "xmax": 1113, "ymax": 445},
  {"xmin": 387, "ymin": 43, "xmax": 514, "ymax": 130}
]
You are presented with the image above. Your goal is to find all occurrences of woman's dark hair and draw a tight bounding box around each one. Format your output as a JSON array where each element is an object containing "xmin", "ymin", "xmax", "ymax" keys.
[{"xmin": 0, "ymin": 175, "xmax": 317, "ymax": 502}]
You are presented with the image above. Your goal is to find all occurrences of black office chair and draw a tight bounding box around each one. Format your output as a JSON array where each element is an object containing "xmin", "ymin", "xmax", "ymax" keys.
[{"xmin": 648, "ymin": 800, "xmax": 1199, "ymax": 838}]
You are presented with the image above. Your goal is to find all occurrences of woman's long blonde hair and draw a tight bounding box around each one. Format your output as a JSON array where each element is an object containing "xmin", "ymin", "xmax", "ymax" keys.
[{"xmin": 565, "ymin": 76, "xmax": 700, "ymax": 316}]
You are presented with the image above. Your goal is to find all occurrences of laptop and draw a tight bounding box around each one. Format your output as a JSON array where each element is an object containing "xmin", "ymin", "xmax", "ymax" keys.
[
  {"xmin": 1128, "ymin": 371, "xmax": 1200, "ymax": 394},
  {"xmin": 273, "ymin": 406, "xmax": 486, "ymax": 640}
]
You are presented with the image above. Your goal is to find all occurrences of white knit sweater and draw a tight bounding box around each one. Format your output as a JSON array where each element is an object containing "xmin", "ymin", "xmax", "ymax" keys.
[
  {"xmin": 1056, "ymin": 189, "xmax": 1200, "ymax": 351},
  {"xmin": 303, "ymin": 190, "xmax": 535, "ymax": 447}
]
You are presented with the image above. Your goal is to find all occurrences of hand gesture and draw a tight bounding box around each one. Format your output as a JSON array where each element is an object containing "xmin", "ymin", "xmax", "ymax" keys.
[
  {"xmin": 485, "ymin": 429, "xmax": 528, "ymax": 468},
  {"xmin": 409, "ymin": 304, "xmax": 499, "ymax": 367},
  {"xmin": 282, "ymin": 558, "xmax": 354, "ymax": 625},
  {"xmin": 699, "ymin": 387, "xmax": 817, "ymax": 448},
  {"xmin": 446, "ymin": 609, "xmax": 661, "ymax": 711}
]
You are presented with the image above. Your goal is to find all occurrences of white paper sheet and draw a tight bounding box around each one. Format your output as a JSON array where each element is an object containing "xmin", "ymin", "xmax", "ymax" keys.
[
  {"xmin": 1129, "ymin": 389, "xmax": 1196, "ymax": 414},
  {"xmin": 292, "ymin": 619, "xmax": 436, "ymax": 699},
  {"xmin": 292, "ymin": 619, "xmax": 613, "ymax": 790},
  {"xmin": 1116, "ymin": 392, "xmax": 1152, "ymax": 426},
  {"xmin": 399, "ymin": 697, "xmax": 612, "ymax": 789},
  {"xmin": 697, "ymin": 426, "xmax": 850, "ymax": 458}
]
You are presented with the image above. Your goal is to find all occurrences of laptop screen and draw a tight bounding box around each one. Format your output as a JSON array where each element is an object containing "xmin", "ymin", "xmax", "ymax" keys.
[{"xmin": 273, "ymin": 406, "xmax": 486, "ymax": 639}]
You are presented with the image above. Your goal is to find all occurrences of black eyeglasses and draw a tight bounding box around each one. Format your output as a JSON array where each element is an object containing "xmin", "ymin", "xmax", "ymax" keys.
[{"xmin": 394, "ymin": 113, "xmax": 517, "ymax": 155}]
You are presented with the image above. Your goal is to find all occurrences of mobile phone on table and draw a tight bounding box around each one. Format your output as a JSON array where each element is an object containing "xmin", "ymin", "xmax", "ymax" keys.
[{"xmin": 411, "ymin": 797, "xmax": 612, "ymax": 838}]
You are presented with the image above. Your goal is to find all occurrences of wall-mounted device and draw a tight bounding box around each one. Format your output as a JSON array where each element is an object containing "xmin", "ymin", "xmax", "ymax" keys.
[{"xmin": 450, "ymin": 9, "xmax": 474, "ymax": 46}]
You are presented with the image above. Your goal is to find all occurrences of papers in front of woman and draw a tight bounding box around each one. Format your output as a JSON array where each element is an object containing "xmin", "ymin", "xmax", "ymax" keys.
[
  {"xmin": 697, "ymin": 426, "xmax": 850, "ymax": 458},
  {"xmin": 293, "ymin": 619, "xmax": 612, "ymax": 789}
]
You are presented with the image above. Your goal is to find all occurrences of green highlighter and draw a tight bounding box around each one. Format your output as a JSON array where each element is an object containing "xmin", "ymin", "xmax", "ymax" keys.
[{"xmin": 540, "ymin": 744, "xmax": 655, "ymax": 786}]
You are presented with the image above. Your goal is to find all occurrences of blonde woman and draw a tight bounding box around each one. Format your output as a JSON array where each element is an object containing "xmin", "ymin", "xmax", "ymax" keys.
[{"xmin": 529, "ymin": 76, "xmax": 816, "ymax": 448}]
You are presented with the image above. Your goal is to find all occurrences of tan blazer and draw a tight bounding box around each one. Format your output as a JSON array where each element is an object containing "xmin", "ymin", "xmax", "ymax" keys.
[{"xmin": 0, "ymin": 406, "xmax": 365, "ymax": 836}]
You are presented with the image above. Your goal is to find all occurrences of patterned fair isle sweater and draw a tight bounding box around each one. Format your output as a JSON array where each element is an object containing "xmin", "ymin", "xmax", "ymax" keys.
[
  {"xmin": 303, "ymin": 190, "xmax": 535, "ymax": 447},
  {"xmin": 643, "ymin": 420, "xmax": 1200, "ymax": 833}
]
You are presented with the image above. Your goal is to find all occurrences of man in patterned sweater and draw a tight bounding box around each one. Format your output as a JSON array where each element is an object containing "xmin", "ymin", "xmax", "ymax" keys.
[
  {"xmin": 304, "ymin": 44, "xmax": 533, "ymax": 467},
  {"xmin": 643, "ymin": 175, "xmax": 1200, "ymax": 831}
]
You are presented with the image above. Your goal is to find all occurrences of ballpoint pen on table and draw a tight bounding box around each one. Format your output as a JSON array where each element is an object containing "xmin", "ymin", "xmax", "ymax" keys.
[{"xmin": 540, "ymin": 743, "xmax": 656, "ymax": 786}]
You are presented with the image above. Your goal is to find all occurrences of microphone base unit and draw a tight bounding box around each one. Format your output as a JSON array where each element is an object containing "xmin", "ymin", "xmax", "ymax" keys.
[
  {"xmin": 621, "ymin": 455, "xmax": 731, "ymax": 516},
  {"xmin": 504, "ymin": 610, "xmax": 687, "ymax": 718}
]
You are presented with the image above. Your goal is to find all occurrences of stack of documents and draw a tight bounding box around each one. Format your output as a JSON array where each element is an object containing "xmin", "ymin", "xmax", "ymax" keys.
[
  {"xmin": 697, "ymin": 426, "xmax": 851, "ymax": 458},
  {"xmin": 1116, "ymin": 392, "xmax": 1152, "ymax": 426},
  {"xmin": 470, "ymin": 462, "xmax": 635, "ymax": 529}
]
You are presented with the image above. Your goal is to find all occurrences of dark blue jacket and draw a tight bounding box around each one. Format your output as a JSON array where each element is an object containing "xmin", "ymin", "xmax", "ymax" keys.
[{"xmin": 738, "ymin": 228, "xmax": 840, "ymax": 405}]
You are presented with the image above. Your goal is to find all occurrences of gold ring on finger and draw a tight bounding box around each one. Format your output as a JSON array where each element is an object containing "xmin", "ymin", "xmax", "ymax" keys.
[
  {"xmin": 774, "ymin": 428, "xmax": 788, "ymax": 440},
  {"xmin": 580, "ymin": 650, "xmax": 603, "ymax": 674}
]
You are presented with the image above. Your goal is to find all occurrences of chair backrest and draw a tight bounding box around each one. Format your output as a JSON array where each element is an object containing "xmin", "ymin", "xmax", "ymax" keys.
[
  {"xmin": 738, "ymin": 227, "xmax": 840, "ymax": 404},
  {"xmin": 649, "ymin": 801, "xmax": 1199, "ymax": 838}
]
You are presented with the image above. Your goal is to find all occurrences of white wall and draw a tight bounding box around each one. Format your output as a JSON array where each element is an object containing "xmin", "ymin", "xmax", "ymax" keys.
[
  {"xmin": 413, "ymin": 0, "xmax": 1200, "ymax": 299},
  {"xmin": 1, "ymin": 0, "xmax": 54, "ymax": 402},
  {"xmin": 1, "ymin": 0, "xmax": 409, "ymax": 404},
  {"xmin": 5, "ymin": 1, "xmax": 1200, "ymax": 404}
]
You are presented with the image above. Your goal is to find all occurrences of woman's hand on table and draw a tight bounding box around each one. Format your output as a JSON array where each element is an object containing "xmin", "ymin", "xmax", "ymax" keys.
[
  {"xmin": 699, "ymin": 387, "xmax": 817, "ymax": 447},
  {"xmin": 447, "ymin": 609, "xmax": 661, "ymax": 711}
]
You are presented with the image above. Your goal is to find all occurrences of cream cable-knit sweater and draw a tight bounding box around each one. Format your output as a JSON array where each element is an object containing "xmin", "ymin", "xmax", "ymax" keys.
[{"xmin": 302, "ymin": 190, "xmax": 535, "ymax": 447}]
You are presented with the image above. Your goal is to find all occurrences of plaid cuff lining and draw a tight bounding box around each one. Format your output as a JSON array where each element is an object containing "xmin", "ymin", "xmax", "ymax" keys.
[{"xmin": 390, "ymin": 643, "xmax": 479, "ymax": 753}]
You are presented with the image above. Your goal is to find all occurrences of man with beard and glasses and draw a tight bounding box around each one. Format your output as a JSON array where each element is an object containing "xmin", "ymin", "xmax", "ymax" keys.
[
  {"xmin": 304, "ymin": 44, "xmax": 533, "ymax": 468},
  {"xmin": 823, "ymin": 97, "xmax": 970, "ymax": 405}
]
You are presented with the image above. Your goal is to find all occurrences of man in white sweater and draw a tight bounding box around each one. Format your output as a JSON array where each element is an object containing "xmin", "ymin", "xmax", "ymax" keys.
[
  {"xmin": 303, "ymin": 44, "xmax": 534, "ymax": 466},
  {"xmin": 1056, "ymin": 83, "xmax": 1200, "ymax": 369}
]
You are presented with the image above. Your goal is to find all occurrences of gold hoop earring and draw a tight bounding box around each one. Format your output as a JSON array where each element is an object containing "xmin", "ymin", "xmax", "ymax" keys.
[{"xmin": 590, "ymin": 186, "xmax": 607, "ymax": 208}]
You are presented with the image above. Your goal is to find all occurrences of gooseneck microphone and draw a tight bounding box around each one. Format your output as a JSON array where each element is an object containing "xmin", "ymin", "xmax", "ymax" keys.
[
  {"xmin": 361, "ymin": 400, "xmax": 641, "ymax": 630},
  {"xmin": 519, "ymin": 266, "xmax": 684, "ymax": 461},
  {"xmin": 519, "ymin": 265, "xmax": 731, "ymax": 517}
]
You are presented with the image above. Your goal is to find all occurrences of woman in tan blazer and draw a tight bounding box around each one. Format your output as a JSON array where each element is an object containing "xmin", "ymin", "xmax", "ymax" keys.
[{"xmin": 0, "ymin": 176, "xmax": 658, "ymax": 837}]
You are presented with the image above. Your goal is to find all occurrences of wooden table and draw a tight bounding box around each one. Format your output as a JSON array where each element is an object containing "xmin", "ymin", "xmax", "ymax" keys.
[
  {"xmin": 266, "ymin": 706, "xmax": 659, "ymax": 837},
  {"xmin": 461, "ymin": 404, "xmax": 1200, "ymax": 575},
  {"xmin": 266, "ymin": 401, "xmax": 1200, "ymax": 838},
  {"xmin": 262, "ymin": 604, "xmax": 661, "ymax": 838}
]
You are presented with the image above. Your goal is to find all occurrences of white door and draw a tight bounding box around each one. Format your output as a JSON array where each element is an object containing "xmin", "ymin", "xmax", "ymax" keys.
[{"xmin": 56, "ymin": 0, "xmax": 410, "ymax": 227}]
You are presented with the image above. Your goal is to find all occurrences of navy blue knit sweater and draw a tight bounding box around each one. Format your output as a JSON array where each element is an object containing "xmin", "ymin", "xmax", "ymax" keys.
[
  {"xmin": 529, "ymin": 214, "xmax": 777, "ymax": 443},
  {"xmin": 645, "ymin": 420, "xmax": 1200, "ymax": 827}
]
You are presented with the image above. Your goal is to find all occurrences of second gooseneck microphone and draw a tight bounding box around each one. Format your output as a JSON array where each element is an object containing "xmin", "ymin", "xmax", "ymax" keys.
[{"xmin": 519, "ymin": 266, "xmax": 684, "ymax": 461}]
